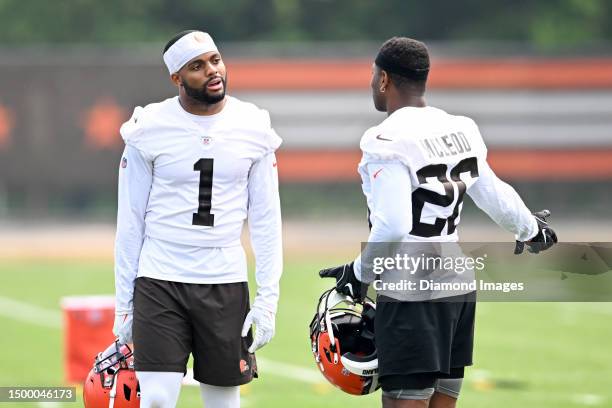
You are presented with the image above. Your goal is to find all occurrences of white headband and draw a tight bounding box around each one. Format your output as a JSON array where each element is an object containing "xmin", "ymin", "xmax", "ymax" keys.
[{"xmin": 163, "ymin": 31, "xmax": 219, "ymax": 74}]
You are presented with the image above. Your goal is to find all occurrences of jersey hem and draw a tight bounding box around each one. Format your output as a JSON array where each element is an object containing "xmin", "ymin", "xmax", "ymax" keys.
[
  {"xmin": 144, "ymin": 232, "xmax": 242, "ymax": 248},
  {"xmin": 137, "ymin": 272, "xmax": 248, "ymax": 285}
]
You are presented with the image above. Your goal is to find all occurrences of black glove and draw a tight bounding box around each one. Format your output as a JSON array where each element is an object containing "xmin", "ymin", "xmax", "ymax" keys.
[
  {"xmin": 515, "ymin": 209, "xmax": 558, "ymax": 254},
  {"xmin": 319, "ymin": 262, "xmax": 367, "ymax": 301}
]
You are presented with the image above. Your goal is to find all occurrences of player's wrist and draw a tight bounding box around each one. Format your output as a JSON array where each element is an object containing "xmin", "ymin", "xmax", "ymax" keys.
[
  {"xmin": 251, "ymin": 294, "xmax": 278, "ymax": 315},
  {"xmin": 112, "ymin": 312, "xmax": 134, "ymax": 344},
  {"xmin": 526, "ymin": 216, "xmax": 541, "ymax": 242},
  {"xmin": 251, "ymin": 304, "xmax": 276, "ymax": 319}
]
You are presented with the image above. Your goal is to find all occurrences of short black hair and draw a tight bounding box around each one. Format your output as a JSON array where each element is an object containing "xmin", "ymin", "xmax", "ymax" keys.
[
  {"xmin": 376, "ymin": 37, "xmax": 430, "ymax": 90},
  {"xmin": 163, "ymin": 30, "xmax": 200, "ymax": 54}
]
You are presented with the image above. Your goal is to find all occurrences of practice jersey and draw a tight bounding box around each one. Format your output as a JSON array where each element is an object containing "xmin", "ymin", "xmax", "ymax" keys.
[
  {"xmin": 119, "ymin": 95, "xmax": 281, "ymax": 246},
  {"xmin": 114, "ymin": 96, "xmax": 283, "ymax": 314},
  {"xmin": 354, "ymin": 106, "xmax": 537, "ymax": 279}
]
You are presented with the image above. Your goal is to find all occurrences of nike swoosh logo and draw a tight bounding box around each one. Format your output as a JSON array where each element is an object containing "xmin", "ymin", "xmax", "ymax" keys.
[
  {"xmin": 373, "ymin": 168, "xmax": 384, "ymax": 179},
  {"xmin": 376, "ymin": 134, "xmax": 393, "ymax": 141},
  {"xmin": 273, "ymin": 162, "xmax": 277, "ymax": 167}
]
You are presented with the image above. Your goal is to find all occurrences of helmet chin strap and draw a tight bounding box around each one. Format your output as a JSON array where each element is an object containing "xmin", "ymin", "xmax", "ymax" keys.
[
  {"xmin": 321, "ymin": 290, "xmax": 352, "ymax": 364},
  {"xmin": 325, "ymin": 308, "xmax": 339, "ymax": 364},
  {"xmin": 108, "ymin": 373, "xmax": 118, "ymax": 408}
]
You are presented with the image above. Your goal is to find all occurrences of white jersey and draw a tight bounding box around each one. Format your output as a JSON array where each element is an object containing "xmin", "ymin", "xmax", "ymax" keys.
[
  {"xmin": 114, "ymin": 96, "xmax": 283, "ymax": 315},
  {"xmin": 354, "ymin": 106, "xmax": 538, "ymax": 278}
]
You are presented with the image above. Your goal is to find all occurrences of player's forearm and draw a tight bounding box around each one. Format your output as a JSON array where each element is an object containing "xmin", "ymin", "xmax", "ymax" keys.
[
  {"xmin": 249, "ymin": 212, "xmax": 282, "ymax": 313},
  {"xmin": 493, "ymin": 183, "xmax": 538, "ymax": 241},
  {"xmin": 252, "ymin": 267, "xmax": 282, "ymax": 313},
  {"xmin": 247, "ymin": 153, "xmax": 283, "ymax": 313},
  {"xmin": 468, "ymin": 161, "xmax": 538, "ymax": 241},
  {"xmin": 355, "ymin": 216, "xmax": 408, "ymax": 281},
  {"xmin": 114, "ymin": 205, "xmax": 148, "ymax": 312},
  {"xmin": 354, "ymin": 220, "xmax": 404, "ymax": 283},
  {"xmin": 114, "ymin": 203, "xmax": 147, "ymax": 312},
  {"xmin": 114, "ymin": 245, "xmax": 140, "ymax": 313},
  {"xmin": 114, "ymin": 144, "xmax": 152, "ymax": 313},
  {"xmin": 355, "ymin": 162, "xmax": 413, "ymax": 282}
]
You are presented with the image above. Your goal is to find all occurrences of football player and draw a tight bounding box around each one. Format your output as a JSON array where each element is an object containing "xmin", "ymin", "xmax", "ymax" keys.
[
  {"xmin": 320, "ymin": 37, "xmax": 557, "ymax": 408},
  {"xmin": 112, "ymin": 30, "xmax": 282, "ymax": 408}
]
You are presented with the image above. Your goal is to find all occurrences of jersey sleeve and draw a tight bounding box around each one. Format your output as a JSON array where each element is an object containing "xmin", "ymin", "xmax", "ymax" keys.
[
  {"xmin": 247, "ymin": 152, "xmax": 283, "ymax": 314},
  {"xmin": 465, "ymin": 117, "xmax": 488, "ymax": 160},
  {"xmin": 260, "ymin": 109, "xmax": 282, "ymax": 155},
  {"xmin": 463, "ymin": 118, "xmax": 537, "ymax": 241},
  {"xmin": 354, "ymin": 161, "xmax": 413, "ymax": 282},
  {"xmin": 114, "ymin": 144, "xmax": 153, "ymax": 313},
  {"xmin": 467, "ymin": 158, "xmax": 538, "ymax": 242},
  {"xmin": 359, "ymin": 128, "xmax": 412, "ymax": 167},
  {"xmin": 119, "ymin": 106, "xmax": 155, "ymax": 159},
  {"xmin": 120, "ymin": 107, "xmax": 143, "ymax": 143}
]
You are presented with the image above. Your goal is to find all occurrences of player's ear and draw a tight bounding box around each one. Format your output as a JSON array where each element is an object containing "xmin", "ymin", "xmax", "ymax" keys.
[
  {"xmin": 170, "ymin": 73, "xmax": 182, "ymax": 87},
  {"xmin": 380, "ymin": 70, "xmax": 389, "ymax": 92}
]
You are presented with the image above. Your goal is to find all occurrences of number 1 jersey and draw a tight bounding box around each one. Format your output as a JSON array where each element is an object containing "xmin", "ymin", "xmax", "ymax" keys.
[{"xmin": 119, "ymin": 95, "xmax": 282, "ymax": 247}]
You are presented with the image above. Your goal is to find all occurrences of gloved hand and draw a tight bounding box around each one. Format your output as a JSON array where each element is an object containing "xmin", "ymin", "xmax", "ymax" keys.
[
  {"xmin": 241, "ymin": 306, "xmax": 275, "ymax": 353},
  {"xmin": 319, "ymin": 262, "xmax": 367, "ymax": 301},
  {"xmin": 112, "ymin": 312, "xmax": 133, "ymax": 344},
  {"xmin": 515, "ymin": 209, "xmax": 558, "ymax": 254}
]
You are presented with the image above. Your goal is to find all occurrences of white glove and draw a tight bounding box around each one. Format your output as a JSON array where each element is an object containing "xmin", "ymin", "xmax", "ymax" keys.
[
  {"xmin": 113, "ymin": 312, "xmax": 133, "ymax": 344},
  {"xmin": 241, "ymin": 307, "xmax": 275, "ymax": 353}
]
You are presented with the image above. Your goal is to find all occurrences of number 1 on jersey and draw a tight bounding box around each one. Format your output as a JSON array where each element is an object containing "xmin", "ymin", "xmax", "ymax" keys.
[{"xmin": 192, "ymin": 158, "xmax": 215, "ymax": 227}]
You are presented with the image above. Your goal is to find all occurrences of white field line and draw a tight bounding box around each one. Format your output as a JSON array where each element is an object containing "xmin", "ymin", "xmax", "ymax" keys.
[
  {"xmin": 572, "ymin": 394, "xmax": 606, "ymax": 406},
  {"xmin": 5, "ymin": 294, "xmax": 609, "ymax": 400},
  {"xmin": 256, "ymin": 357, "xmax": 322, "ymax": 384},
  {"xmin": 0, "ymin": 295, "xmax": 62, "ymax": 328},
  {"xmin": 559, "ymin": 303, "xmax": 612, "ymax": 316},
  {"xmin": 0, "ymin": 295, "xmax": 323, "ymax": 386}
]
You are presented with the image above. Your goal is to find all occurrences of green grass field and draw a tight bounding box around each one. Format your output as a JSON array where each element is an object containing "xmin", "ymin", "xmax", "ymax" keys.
[{"xmin": 1, "ymin": 256, "xmax": 611, "ymax": 407}]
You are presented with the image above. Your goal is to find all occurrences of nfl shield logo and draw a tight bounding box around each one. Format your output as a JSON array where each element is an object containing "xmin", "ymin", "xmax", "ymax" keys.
[
  {"xmin": 200, "ymin": 135, "xmax": 213, "ymax": 146},
  {"xmin": 121, "ymin": 157, "xmax": 127, "ymax": 168}
]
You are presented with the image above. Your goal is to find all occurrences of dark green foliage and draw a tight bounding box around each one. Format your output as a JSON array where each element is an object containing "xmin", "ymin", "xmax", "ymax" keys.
[{"xmin": 0, "ymin": 0, "xmax": 610, "ymax": 49}]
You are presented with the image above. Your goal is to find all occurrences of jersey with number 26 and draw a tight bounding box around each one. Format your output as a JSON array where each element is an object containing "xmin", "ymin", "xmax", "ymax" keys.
[{"xmin": 360, "ymin": 106, "xmax": 488, "ymax": 241}]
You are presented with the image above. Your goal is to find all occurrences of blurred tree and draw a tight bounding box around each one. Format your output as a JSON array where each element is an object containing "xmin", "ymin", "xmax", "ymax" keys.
[
  {"xmin": 0, "ymin": 0, "xmax": 609, "ymax": 49},
  {"xmin": 529, "ymin": 0, "xmax": 608, "ymax": 49}
]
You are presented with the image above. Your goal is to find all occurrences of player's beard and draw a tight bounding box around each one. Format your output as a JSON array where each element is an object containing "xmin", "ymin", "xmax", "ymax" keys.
[{"xmin": 182, "ymin": 76, "xmax": 227, "ymax": 105}]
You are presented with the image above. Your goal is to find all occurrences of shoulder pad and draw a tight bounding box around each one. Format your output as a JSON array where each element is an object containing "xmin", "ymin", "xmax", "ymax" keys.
[
  {"xmin": 231, "ymin": 97, "xmax": 282, "ymax": 152},
  {"xmin": 119, "ymin": 98, "xmax": 175, "ymax": 147},
  {"xmin": 359, "ymin": 127, "xmax": 410, "ymax": 165}
]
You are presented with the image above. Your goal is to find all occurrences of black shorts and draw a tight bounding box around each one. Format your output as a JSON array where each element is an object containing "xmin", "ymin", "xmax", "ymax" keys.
[
  {"xmin": 375, "ymin": 291, "xmax": 476, "ymax": 391},
  {"xmin": 132, "ymin": 277, "xmax": 257, "ymax": 386}
]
